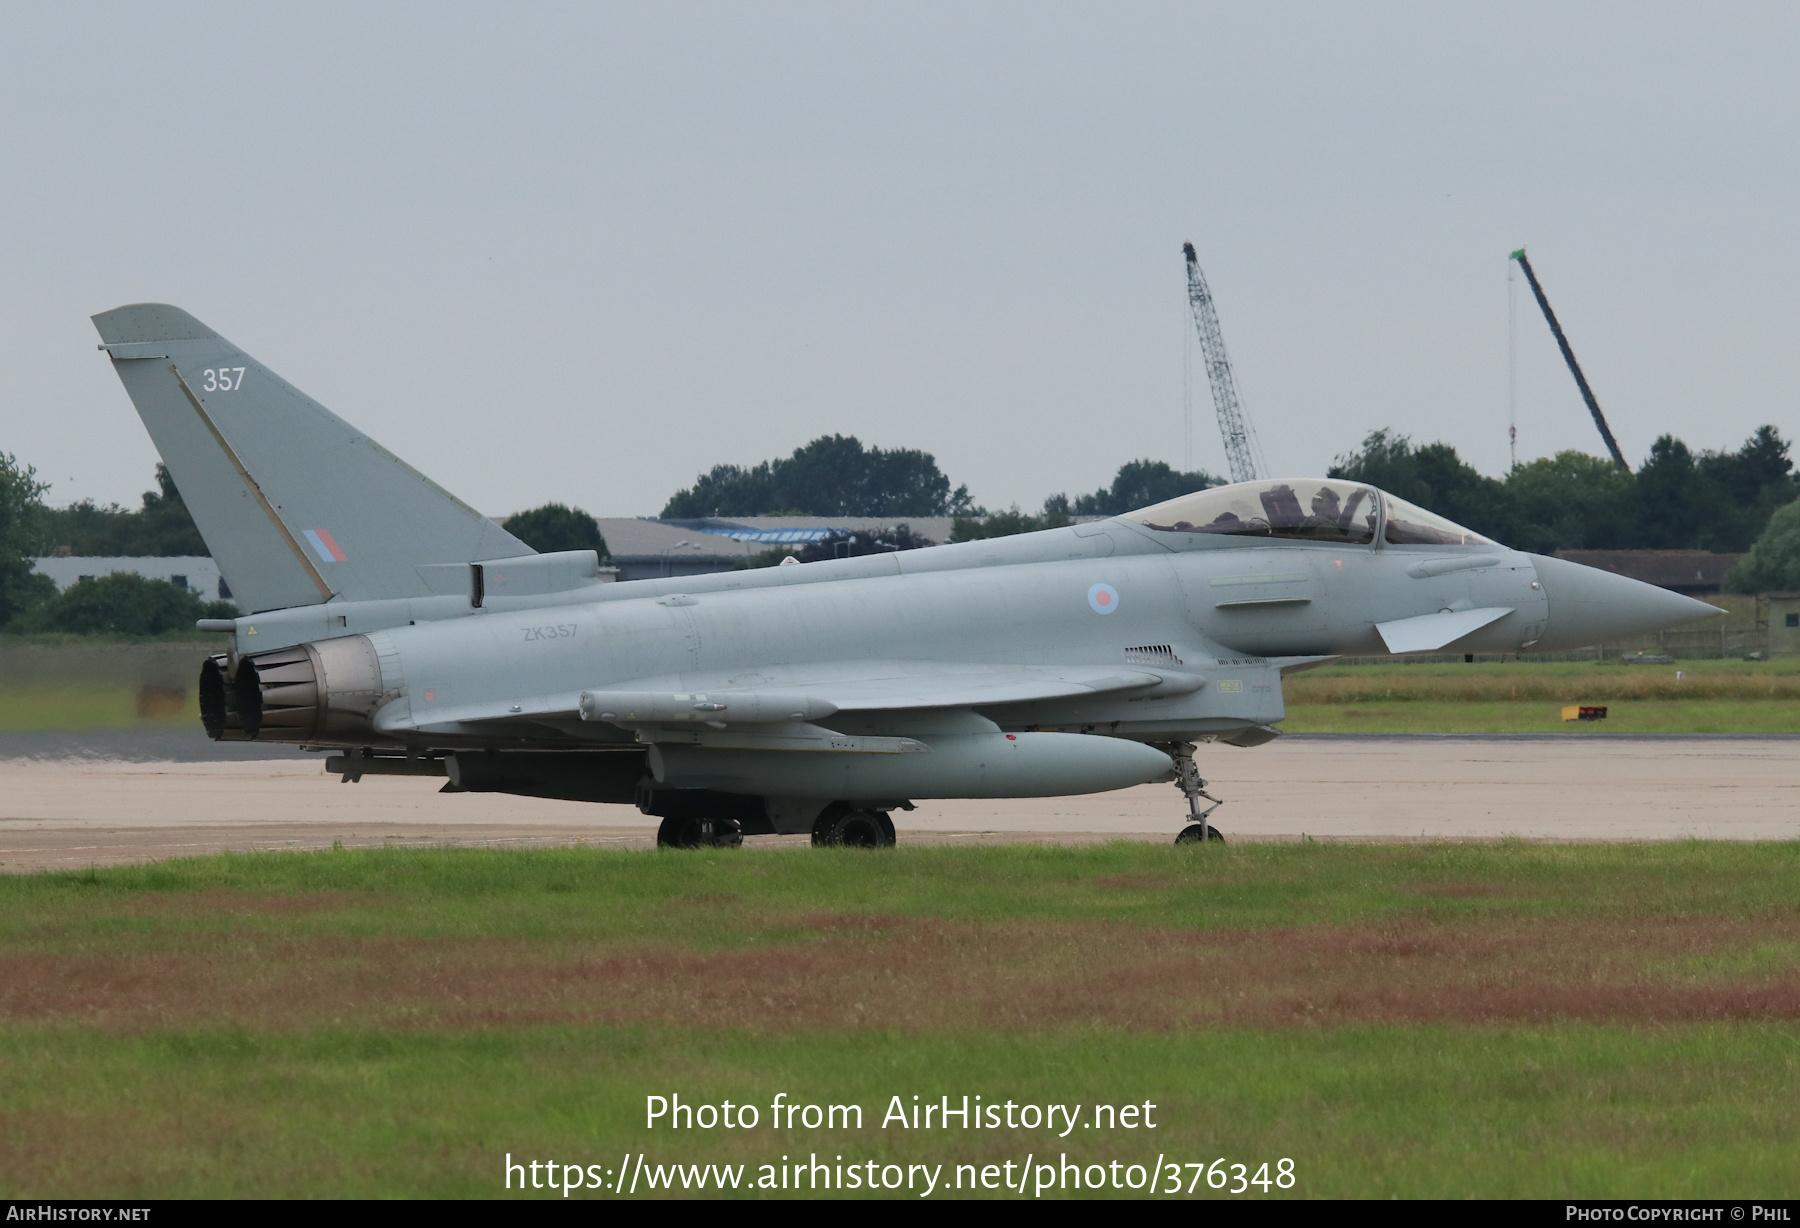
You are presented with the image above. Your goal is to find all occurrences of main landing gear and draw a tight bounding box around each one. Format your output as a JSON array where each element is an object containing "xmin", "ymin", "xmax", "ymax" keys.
[
  {"xmin": 811, "ymin": 805, "xmax": 897, "ymax": 849},
  {"xmin": 655, "ymin": 815, "xmax": 744, "ymax": 849},
  {"xmin": 651, "ymin": 800, "xmax": 901, "ymax": 849},
  {"xmin": 1169, "ymin": 741, "xmax": 1226, "ymax": 845}
]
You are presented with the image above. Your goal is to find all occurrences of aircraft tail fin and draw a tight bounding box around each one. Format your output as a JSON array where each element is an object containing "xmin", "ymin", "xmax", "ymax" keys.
[{"xmin": 92, "ymin": 304, "xmax": 531, "ymax": 613}]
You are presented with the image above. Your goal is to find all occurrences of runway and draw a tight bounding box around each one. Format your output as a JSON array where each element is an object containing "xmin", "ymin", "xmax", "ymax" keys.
[{"xmin": 2, "ymin": 733, "xmax": 1795, "ymax": 871}]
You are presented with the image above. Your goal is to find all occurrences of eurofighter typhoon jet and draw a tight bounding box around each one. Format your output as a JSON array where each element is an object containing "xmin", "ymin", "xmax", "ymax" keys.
[{"xmin": 93, "ymin": 304, "xmax": 1722, "ymax": 847}]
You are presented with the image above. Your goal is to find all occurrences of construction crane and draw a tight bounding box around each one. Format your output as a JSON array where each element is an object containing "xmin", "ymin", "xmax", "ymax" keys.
[
  {"xmin": 1509, "ymin": 247, "xmax": 1629, "ymax": 472},
  {"xmin": 1183, "ymin": 242, "xmax": 1265, "ymax": 483}
]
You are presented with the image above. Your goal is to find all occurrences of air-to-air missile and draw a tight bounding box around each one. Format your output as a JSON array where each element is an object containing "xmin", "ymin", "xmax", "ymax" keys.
[{"xmin": 93, "ymin": 304, "xmax": 1723, "ymax": 847}]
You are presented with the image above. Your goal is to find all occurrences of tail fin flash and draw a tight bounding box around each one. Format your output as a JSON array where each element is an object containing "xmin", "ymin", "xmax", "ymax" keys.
[{"xmin": 92, "ymin": 304, "xmax": 530, "ymax": 613}]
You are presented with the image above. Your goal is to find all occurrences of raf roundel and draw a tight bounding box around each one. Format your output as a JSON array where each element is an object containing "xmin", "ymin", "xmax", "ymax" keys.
[{"xmin": 1087, "ymin": 582, "xmax": 1120, "ymax": 615}]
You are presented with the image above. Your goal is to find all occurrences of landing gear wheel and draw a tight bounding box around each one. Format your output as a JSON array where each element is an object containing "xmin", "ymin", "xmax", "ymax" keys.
[
  {"xmin": 836, "ymin": 810, "xmax": 895, "ymax": 848},
  {"xmin": 656, "ymin": 815, "xmax": 742, "ymax": 849},
  {"xmin": 811, "ymin": 805, "xmax": 846, "ymax": 848},
  {"xmin": 657, "ymin": 814, "xmax": 707, "ymax": 848},
  {"xmin": 814, "ymin": 808, "xmax": 895, "ymax": 848},
  {"xmin": 1167, "ymin": 740, "xmax": 1226, "ymax": 845},
  {"xmin": 1175, "ymin": 823, "xmax": 1225, "ymax": 845}
]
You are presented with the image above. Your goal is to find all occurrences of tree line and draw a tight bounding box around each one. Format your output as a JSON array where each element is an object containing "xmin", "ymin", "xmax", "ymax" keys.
[
  {"xmin": 661, "ymin": 434, "xmax": 978, "ymax": 519},
  {"xmin": 1326, "ymin": 426, "xmax": 1800, "ymax": 592},
  {"xmin": 1327, "ymin": 426, "xmax": 1796, "ymax": 557},
  {"xmin": 0, "ymin": 458, "xmax": 237, "ymax": 633}
]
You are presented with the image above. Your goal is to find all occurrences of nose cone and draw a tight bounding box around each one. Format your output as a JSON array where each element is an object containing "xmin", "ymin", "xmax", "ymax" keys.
[{"xmin": 1529, "ymin": 554, "xmax": 1724, "ymax": 652}]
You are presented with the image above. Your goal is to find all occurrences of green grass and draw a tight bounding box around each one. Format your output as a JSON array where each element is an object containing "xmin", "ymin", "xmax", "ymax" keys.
[
  {"xmin": 1281, "ymin": 658, "xmax": 1800, "ymax": 733},
  {"xmin": 1281, "ymin": 698, "xmax": 1800, "ymax": 733},
  {"xmin": 7, "ymin": 1023, "xmax": 1796, "ymax": 1199},
  {"xmin": 1291, "ymin": 655, "xmax": 1800, "ymax": 697},
  {"xmin": 0, "ymin": 637, "xmax": 213, "ymax": 729},
  {"xmin": 3, "ymin": 837, "xmax": 1796, "ymax": 925},
  {"xmin": 4, "ymin": 843, "xmax": 1800, "ymax": 1198},
  {"xmin": 0, "ymin": 683, "xmax": 194, "ymax": 730}
]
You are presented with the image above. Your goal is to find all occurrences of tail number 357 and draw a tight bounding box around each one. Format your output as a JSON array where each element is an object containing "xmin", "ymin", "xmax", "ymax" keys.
[{"xmin": 202, "ymin": 368, "xmax": 246, "ymax": 391}]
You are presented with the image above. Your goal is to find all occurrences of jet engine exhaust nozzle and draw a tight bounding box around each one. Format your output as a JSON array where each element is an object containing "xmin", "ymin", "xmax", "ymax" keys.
[{"xmin": 199, "ymin": 634, "xmax": 391, "ymax": 743}]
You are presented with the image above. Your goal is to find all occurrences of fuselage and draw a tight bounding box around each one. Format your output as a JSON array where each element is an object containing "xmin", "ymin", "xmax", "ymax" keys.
[{"xmin": 220, "ymin": 494, "xmax": 1704, "ymax": 751}]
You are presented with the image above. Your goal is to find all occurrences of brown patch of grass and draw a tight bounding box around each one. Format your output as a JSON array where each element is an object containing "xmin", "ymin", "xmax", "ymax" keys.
[
  {"xmin": 796, "ymin": 911, "xmax": 911, "ymax": 933},
  {"xmin": 134, "ymin": 685, "xmax": 188, "ymax": 719},
  {"xmin": 7, "ymin": 909, "xmax": 1800, "ymax": 1034},
  {"xmin": 1416, "ymin": 882, "xmax": 1505, "ymax": 898}
]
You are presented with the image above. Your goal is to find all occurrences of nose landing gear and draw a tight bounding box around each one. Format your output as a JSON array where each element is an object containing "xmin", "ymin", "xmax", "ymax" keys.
[{"xmin": 1169, "ymin": 741, "xmax": 1225, "ymax": 844}]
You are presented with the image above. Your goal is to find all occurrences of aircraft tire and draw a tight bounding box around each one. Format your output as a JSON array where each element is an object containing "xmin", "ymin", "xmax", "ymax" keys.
[
  {"xmin": 712, "ymin": 818, "xmax": 744, "ymax": 849},
  {"xmin": 1175, "ymin": 823, "xmax": 1226, "ymax": 845},
  {"xmin": 817, "ymin": 809, "xmax": 895, "ymax": 849},
  {"xmin": 656, "ymin": 814, "xmax": 710, "ymax": 849},
  {"xmin": 811, "ymin": 804, "xmax": 849, "ymax": 847}
]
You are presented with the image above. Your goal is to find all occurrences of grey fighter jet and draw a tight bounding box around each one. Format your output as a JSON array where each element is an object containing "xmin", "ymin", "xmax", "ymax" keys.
[{"xmin": 92, "ymin": 304, "xmax": 1723, "ymax": 846}]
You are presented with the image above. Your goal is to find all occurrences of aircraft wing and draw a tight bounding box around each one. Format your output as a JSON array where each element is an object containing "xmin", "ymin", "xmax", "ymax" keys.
[{"xmin": 378, "ymin": 663, "xmax": 1177, "ymax": 735}]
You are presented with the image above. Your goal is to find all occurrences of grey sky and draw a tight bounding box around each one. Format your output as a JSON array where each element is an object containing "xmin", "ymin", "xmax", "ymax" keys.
[{"xmin": 3, "ymin": 3, "xmax": 1796, "ymax": 518}]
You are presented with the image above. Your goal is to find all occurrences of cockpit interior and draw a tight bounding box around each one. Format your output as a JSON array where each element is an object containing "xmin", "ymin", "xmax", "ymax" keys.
[{"xmin": 1120, "ymin": 479, "xmax": 1492, "ymax": 547}]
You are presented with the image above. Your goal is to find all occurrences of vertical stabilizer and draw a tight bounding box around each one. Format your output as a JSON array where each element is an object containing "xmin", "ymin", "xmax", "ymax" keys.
[{"xmin": 92, "ymin": 304, "xmax": 531, "ymax": 613}]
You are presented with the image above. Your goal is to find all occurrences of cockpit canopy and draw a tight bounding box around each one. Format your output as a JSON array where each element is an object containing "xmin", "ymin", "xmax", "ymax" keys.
[
  {"xmin": 1380, "ymin": 490, "xmax": 1493, "ymax": 546},
  {"xmin": 1120, "ymin": 478, "xmax": 1492, "ymax": 547}
]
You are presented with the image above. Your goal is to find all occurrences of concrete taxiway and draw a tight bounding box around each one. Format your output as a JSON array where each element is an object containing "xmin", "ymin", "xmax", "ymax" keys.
[{"xmin": 1, "ymin": 733, "xmax": 1794, "ymax": 871}]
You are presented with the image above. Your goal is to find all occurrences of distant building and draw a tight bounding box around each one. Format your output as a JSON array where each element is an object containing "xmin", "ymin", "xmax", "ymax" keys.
[
  {"xmin": 592, "ymin": 519, "xmax": 765, "ymax": 582},
  {"xmin": 1553, "ymin": 550, "xmax": 1743, "ymax": 597},
  {"xmin": 32, "ymin": 555, "xmax": 228, "ymax": 599},
  {"xmin": 1767, "ymin": 593, "xmax": 1800, "ymax": 655}
]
